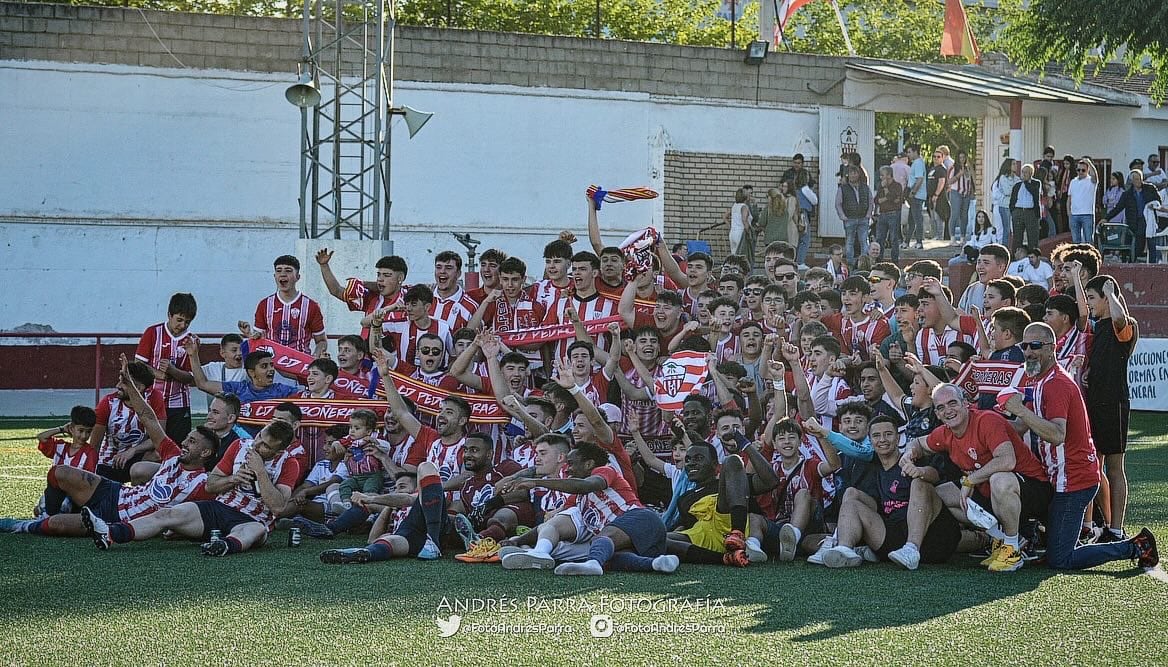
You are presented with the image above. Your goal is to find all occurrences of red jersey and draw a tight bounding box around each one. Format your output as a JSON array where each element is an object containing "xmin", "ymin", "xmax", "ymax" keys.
[
  {"xmin": 381, "ymin": 317, "xmax": 452, "ymax": 367},
  {"xmin": 94, "ymin": 390, "xmax": 167, "ymax": 466},
  {"xmin": 713, "ymin": 333, "xmax": 739, "ymax": 363},
  {"xmin": 481, "ymin": 295, "xmax": 547, "ymax": 367},
  {"xmin": 37, "ymin": 437, "xmax": 98, "ymax": 472},
  {"xmin": 135, "ymin": 323, "xmax": 192, "ymax": 409},
  {"xmin": 763, "ymin": 456, "xmax": 823, "ymax": 523},
  {"xmin": 681, "ymin": 287, "xmax": 703, "ymax": 319},
  {"xmin": 619, "ymin": 365, "xmax": 670, "ymax": 444},
  {"xmin": 543, "ymin": 292, "xmax": 619, "ymax": 360},
  {"xmin": 430, "ymin": 286, "xmax": 479, "ymax": 333},
  {"xmin": 924, "ymin": 409, "xmax": 1049, "ymax": 496},
  {"xmin": 255, "ymin": 292, "xmax": 325, "ymax": 355},
  {"xmin": 1054, "ymin": 326, "xmax": 1092, "ymax": 387},
  {"xmin": 529, "ymin": 278, "xmax": 573, "ymax": 312},
  {"xmin": 595, "ymin": 278, "xmax": 626, "ymax": 301},
  {"xmin": 1019, "ymin": 364, "xmax": 1100, "ymax": 493},
  {"xmin": 564, "ymin": 465, "xmax": 643, "ymax": 536},
  {"xmin": 342, "ymin": 278, "xmax": 405, "ymax": 339},
  {"xmin": 914, "ymin": 316, "xmax": 979, "ymax": 366},
  {"xmin": 117, "ymin": 436, "xmax": 209, "ymax": 521},
  {"xmin": 459, "ymin": 460, "xmax": 527, "ymax": 512},
  {"xmin": 405, "ymin": 425, "xmax": 466, "ymax": 484},
  {"xmin": 212, "ymin": 439, "xmax": 301, "ymax": 529},
  {"xmin": 826, "ymin": 312, "xmax": 892, "ymax": 359}
]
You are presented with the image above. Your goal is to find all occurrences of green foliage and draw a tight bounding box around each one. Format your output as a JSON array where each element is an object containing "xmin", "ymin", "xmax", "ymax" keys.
[{"xmin": 1001, "ymin": 0, "xmax": 1168, "ymax": 103}]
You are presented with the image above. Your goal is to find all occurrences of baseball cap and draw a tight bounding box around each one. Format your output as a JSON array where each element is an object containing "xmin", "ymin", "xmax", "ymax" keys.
[{"xmin": 598, "ymin": 403, "xmax": 623, "ymax": 424}]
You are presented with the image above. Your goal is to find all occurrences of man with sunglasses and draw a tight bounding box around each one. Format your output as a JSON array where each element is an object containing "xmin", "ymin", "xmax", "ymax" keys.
[
  {"xmin": 1002, "ymin": 323, "xmax": 1158, "ymax": 571},
  {"xmin": 1067, "ymin": 159, "xmax": 1099, "ymax": 244},
  {"xmin": 1143, "ymin": 154, "xmax": 1166, "ymax": 194}
]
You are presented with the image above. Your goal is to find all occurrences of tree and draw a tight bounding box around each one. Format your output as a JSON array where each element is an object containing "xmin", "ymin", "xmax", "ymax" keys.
[{"xmin": 1001, "ymin": 0, "xmax": 1167, "ymax": 104}]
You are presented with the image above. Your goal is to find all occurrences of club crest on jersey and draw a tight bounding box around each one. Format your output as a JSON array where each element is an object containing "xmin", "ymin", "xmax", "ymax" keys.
[
  {"xmin": 659, "ymin": 361, "xmax": 687, "ymax": 396},
  {"xmin": 967, "ymin": 447, "xmax": 978, "ymax": 461},
  {"xmin": 149, "ymin": 480, "xmax": 174, "ymax": 503}
]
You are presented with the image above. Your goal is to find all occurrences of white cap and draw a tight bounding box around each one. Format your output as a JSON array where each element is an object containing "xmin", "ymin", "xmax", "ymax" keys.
[{"xmin": 598, "ymin": 403, "xmax": 623, "ymax": 424}]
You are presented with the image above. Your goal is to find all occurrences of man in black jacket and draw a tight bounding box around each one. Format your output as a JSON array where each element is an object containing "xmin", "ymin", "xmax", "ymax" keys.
[
  {"xmin": 1009, "ymin": 164, "xmax": 1042, "ymax": 253},
  {"xmin": 1104, "ymin": 169, "xmax": 1162, "ymax": 262}
]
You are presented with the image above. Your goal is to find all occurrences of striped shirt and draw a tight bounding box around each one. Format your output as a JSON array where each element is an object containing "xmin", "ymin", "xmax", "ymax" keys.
[
  {"xmin": 565, "ymin": 466, "xmax": 643, "ymax": 536},
  {"xmin": 529, "ymin": 279, "xmax": 573, "ymax": 312},
  {"xmin": 254, "ymin": 293, "xmax": 325, "ymax": 355},
  {"xmin": 1055, "ymin": 326, "xmax": 1092, "ymax": 387},
  {"xmin": 117, "ymin": 436, "xmax": 209, "ymax": 521},
  {"xmin": 1019, "ymin": 364, "xmax": 1100, "ymax": 493},
  {"xmin": 213, "ymin": 439, "xmax": 301, "ymax": 529},
  {"xmin": 430, "ymin": 286, "xmax": 479, "ymax": 333},
  {"xmin": 94, "ymin": 390, "xmax": 168, "ymax": 466},
  {"xmin": 37, "ymin": 437, "xmax": 98, "ymax": 472},
  {"xmin": 135, "ymin": 323, "xmax": 192, "ymax": 409},
  {"xmin": 543, "ymin": 292, "xmax": 619, "ymax": 360},
  {"xmin": 342, "ymin": 278, "xmax": 405, "ymax": 339},
  {"xmin": 381, "ymin": 317, "xmax": 452, "ymax": 367}
]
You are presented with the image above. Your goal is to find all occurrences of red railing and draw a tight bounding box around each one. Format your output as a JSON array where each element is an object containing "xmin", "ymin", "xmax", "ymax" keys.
[{"xmin": 0, "ymin": 332, "xmax": 349, "ymax": 404}]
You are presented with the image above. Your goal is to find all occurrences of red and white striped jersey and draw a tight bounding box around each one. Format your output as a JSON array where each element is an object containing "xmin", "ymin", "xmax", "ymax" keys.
[
  {"xmin": 529, "ymin": 278, "xmax": 573, "ymax": 312},
  {"xmin": 117, "ymin": 437, "xmax": 209, "ymax": 521},
  {"xmin": 212, "ymin": 439, "xmax": 301, "ymax": 529},
  {"xmin": 254, "ymin": 292, "xmax": 326, "ymax": 355},
  {"xmin": 564, "ymin": 465, "xmax": 644, "ymax": 536},
  {"xmin": 37, "ymin": 437, "xmax": 98, "ymax": 472},
  {"xmin": 533, "ymin": 464, "xmax": 571, "ymax": 515},
  {"xmin": 135, "ymin": 323, "xmax": 192, "ymax": 409},
  {"xmin": 809, "ymin": 374, "xmax": 854, "ymax": 433},
  {"xmin": 714, "ymin": 333, "xmax": 739, "ymax": 363},
  {"xmin": 914, "ymin": 319, "xmax": 977, "ymax": 366},
  {"xmin": 94, "ymin": 390, "xmax": 167, "ymax": 466},
  {"xmin": 381, "ymin": 317, "xmax": 452, "ymax": 367},
  {"xmin": 404, "ymin": 426, "xmax": 466, "ymax": 483},
  {"xmin": 482, "ymin": 296, "xmax": 548, "ymax": 367},
  {"xmin": 342, "ymin": 278, "xmax": 405, "ymax": 339},
  {"xmin": 681, "ymin": 287, "xmax": 703, "ymax": 318},
  {"xmin": 1055, "ymin": 326, "xmax": 1092, "ymax": 387},
  {"xmin": 507, "ymin": 438, "xmax": 538, "ymax": 469},
  {"xmin": 430, "ymin": 286, "xmax": 479, "ymax": 333},
  {"xmin": 619, "ymin": 365, "xmax": 670, "ymax": 442},
  {"xmin": 384, "ymin": 433, "xmax": 415, "ymax": 468},
  {"xmin": 1019, "ymin": 364, "xmax": 1099, "ymax": 493},
  {"xmin": 543, "ymin": 292, "xmax": 619, "ymax": 360},
  {"xmin": 838, "ymin": 314, "xmax": 891, "ymax": 359}
]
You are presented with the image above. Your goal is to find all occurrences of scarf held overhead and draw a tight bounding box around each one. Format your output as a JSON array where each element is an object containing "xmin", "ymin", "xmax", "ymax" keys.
[
  {"xmin": 242, "ymin": 338, "xmax": 368, "ymax": 397},
  {"xmin": 653, "ymin": 351, "xmax": 710, "ymax": 411}
]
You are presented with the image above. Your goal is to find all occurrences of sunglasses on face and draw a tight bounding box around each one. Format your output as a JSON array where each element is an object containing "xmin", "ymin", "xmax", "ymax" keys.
[
  {"xmin": 419, "ymin": 347, "xmax": 444, "ymax": 355},
  {"xmin": 776, "ymin": 273, "xmax": 798, "ymax": 281},
  {"xmin": 1021, "ymin": 341, "xmax": 1053, "ymax": 350},
  {"xmin": 743, "ymin": 288, "xmax": 764, "ymax": 296},
  {"xmin": 868, "ymin": 275, "xmax": 888, "ymax": 283}
]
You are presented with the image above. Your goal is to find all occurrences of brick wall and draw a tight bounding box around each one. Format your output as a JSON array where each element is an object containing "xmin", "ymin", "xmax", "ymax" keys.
[
  {"xmin": 662, "ymin": 151, "xmax": 828, "ymax": 265},
  {"xmin": 0, "ymin": 1, "xmax": 848, "ymax": 106}
]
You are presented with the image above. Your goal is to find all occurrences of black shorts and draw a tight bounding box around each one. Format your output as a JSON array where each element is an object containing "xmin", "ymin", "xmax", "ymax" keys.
[
  {"xmin": 165, "ymin": 407, "xmax": 192, "ymax": 446},
  {"xmin": 609, "ymin": 508, "xmax": 666, "ymax": 558},
  {"xmin": 971, "ymin": 474, "xmax": 1053, "ymax": 527},
  {"xmin": 1087, "ymin": 400, "xmax": 1129, "ymax": 456},
  {"xmin": 82, "ymin": 478, "xmax": 124, "ymax": 523},
  {"xmin": 392, "ymin": 493, "xmax": 454, "ymax": 556},
  {"xmin": 95, "ymin": 454, "xmax": 147, "ymax": 484},
  {"xmin": 876, "ymin": 510, "xmax": 961, "ymax": 564},
  {"xmin": 195, "ymin": 500, "xmax": 260, "ymax": 540}
]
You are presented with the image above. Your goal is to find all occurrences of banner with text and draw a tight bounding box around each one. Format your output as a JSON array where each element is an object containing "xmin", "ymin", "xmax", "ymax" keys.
[{"xmin": 1129, "ymin": 337, "xmax": 1168, "ymax": 411}]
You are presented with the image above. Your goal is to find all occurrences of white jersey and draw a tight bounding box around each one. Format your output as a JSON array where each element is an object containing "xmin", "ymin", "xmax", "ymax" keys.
[
  {"xmin": 117, "ymin": 437, "xmax": 208, "ymax": 521},
  {"xmin": 212, "ymin": 440, "xmax": 300, "ymax": 529}
]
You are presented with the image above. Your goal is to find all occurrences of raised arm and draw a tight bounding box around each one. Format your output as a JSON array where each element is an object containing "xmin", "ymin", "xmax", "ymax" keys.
[
  {"xmin": 117, "ymin": 356, "xmax": 167, "ymax": 450},
  {"xmin": 371, "ymin": 346, "xmax": 422, "ymax": 437},
  {"xmin": 779, "ymin": 341, "xmax": 814, "ymax": 421},
  {"xmin": 466, "ymin": 289, "xmax": 499, "ymax": 332},
  {"xmin": 556, "ymin": 357, "xmax": 612, "ymax": 443},
  {"xmin": 871, "ymin": 345, "xmax": 905, "ymax": 407},
  {"xmin": 801, "ymin": 419, "xmax": 842, "ymax": 473},
  {"xmin": 618, "ymin": 279, "xmax": 639, "ymax": 328},
  {"xmin": 500, "ymin": 395, "xmax": 549, "ymax": 437},
  {"xmin": 657, "ymin": 238, "xmax": 689, "ymax": 289},
  {"xmin": 448, "ymin": 332, "xmax": 485, "ymax": 392},
  {"xmin": 627, "ymin": 412, "xmax": 665, "ymax": 475},
  {"xmin": 182, "ymin": 336, "xmax": 223, "ymax": 395},
  {"xmin": 586, "ymin": 195, "xmax": 605, "ymax": 255},
  {"xmin": 314, "ymin": 248, "xmax": 347, "ymax": 302}
]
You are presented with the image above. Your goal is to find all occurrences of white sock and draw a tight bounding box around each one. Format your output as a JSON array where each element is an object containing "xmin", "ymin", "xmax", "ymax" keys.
[
  {"xmin": 1004, "ymin": 533, "xmax": 1021, "ymax": 548},
  {"xmin": 745, "ymin": 536, "xmax": 763, "ymax": 553},
  {"xmin": 534, "ymin": 538, "xmax": 554, "ymax": 555},
  {"xmin": 790, "ymin": 526, "xmax": 803, "ymax": 544},
  {"xmin": 903, "ymin": 542, "xmax": 920, "ymax": 553},
  {"xmin": 986, "ymin": 525, "xmax": 1007, "ymax": 541},
  {"xmin": 1109, "ymin": 527, "xmax": 1126, "ymax": 538}
]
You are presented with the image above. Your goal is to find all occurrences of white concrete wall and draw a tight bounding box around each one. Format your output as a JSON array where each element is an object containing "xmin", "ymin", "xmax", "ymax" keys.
[{"xmin": 1, "ymin": 60, "xmax": 820, "ymax": 335}]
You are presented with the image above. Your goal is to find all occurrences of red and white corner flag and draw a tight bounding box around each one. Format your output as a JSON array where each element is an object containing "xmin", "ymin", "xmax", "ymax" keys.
[
  {"xmin": 654, "ymin": 351, "xmax": 710, "ymax": 412},
  {"xmin": 941, "ymin": 0, "xmax": 981, "ymax": 64}
]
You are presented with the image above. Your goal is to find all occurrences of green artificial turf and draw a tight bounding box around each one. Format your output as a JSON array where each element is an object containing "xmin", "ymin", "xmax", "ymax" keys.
[{"xmin": 1, "ymin": 416, "xmax": 1166, "ymax": 666}]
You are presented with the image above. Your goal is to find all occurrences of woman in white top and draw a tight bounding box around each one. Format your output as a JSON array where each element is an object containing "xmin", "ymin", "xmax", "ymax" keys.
[
  {"xmin": 990, "ymin": 158, "xmax": 1020, "ymax": 249},
  {"xmin": 949, "ymin": 210, "xmax": 997, "ymax": 267},
  {"xmin": 728, "ymin": 187, "xmax": 752, "ymax": 258}
]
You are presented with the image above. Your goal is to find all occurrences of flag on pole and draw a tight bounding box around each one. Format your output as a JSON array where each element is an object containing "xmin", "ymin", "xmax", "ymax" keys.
[
  {"xmin": 586, "ymin": 185, "xmax": 658, "ymax": 211},
  {"xmin": 776, "ymin": 0, "xmax": 815, "ymax": 28},
  {"xmin": 653, "ymin": 351, "xmax": 710, "ymax": 411},
  {"xmin": 940, "ymin": 0, "xmax": 981, "ymax": 64}
]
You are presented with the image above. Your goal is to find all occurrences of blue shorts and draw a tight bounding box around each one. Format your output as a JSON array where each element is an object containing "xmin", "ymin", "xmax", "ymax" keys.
[
  {"xmin": 195, "ymin": 500, "xmax": 259, "ymax": 540},
  {"xmin": 609, "ymin": 508, "xmax": 666, "ymax": 558},
  {"xmin": 82, "ymin": 478, "xmax": 123, "ymax": 523}
]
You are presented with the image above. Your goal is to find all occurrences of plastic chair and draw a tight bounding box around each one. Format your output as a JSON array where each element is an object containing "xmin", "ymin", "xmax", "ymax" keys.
[{"xmin": 1097, "ymin": 222, "xmax": 1137, "ymax": 263}]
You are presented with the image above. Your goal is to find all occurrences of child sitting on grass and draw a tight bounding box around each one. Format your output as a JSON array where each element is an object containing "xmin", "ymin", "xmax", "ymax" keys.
[{"xmin": 34, "ymin": 406, "xmax": 98, "ymax": 516}]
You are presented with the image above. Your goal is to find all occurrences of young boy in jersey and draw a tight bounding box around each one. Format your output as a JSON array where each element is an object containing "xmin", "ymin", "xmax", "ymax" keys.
[
  {"xmin": 198, "ymin": 334, "xmax": 246, "ymax": 411},
  {"xmin": 286, "ymin": 427, "xmax": 349, "ymax": 521},
  {"xmin": 761, "ymin": 418, "xmax": 834, "ymax": 562},
  {"xmin": 825, "ymin": 276, "xmax": 890, "ymax": 361},
  {"xmin": 33, "ymin": 406, "xmax": 98, "ymax": 516},
  {"xmin": 706, "ymin": 297, "xmax": 740, "ymax": 362},
  {"xmin": 91, "ymin": 360, "xmax": 166, "ymax": 484},
  {"xmin": 335, "ymin": 409, "xmax": 388, "ymax": 509},
  {"xmin": 301, "ymin": 358, "xmax": 338, "ymax": 399},
  {"xmin": 135, "ymin": 292, "xmax": 197, "ymax": 444},
  {"xmin": 254, "ymin": 254, "xmax": 327, "ymax": 357},
  {"xmin": 531, "ymin": 240, "xmax": 574, "ymax": 310}
]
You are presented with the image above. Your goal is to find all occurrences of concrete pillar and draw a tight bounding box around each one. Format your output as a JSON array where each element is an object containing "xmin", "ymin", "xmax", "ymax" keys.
[{"xmin": 295, "ymin": 238, "xmax": 395, "ymax": 346}]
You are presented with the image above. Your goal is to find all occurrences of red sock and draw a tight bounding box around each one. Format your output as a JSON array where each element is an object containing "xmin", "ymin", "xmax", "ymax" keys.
[
  {"xmin": 419, "ymin": 474, "xmax": 441, "ymax": 490},
  {"xmin": 40, "ymin": 515, "xmax": 67, "ymax": 537},
  {"xmin": 46, "ymin": 465, "xmax": 60, "ymax": 489},
  {"xmin": 480, "ymin": 522, "xmax": 508, "ymax": 542}
]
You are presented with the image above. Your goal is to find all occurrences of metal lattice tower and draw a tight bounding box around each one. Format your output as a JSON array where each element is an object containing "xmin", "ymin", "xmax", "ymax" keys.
[{"xmin": 295, "ymin": 0, "xmax": 394, "ymax": 240}]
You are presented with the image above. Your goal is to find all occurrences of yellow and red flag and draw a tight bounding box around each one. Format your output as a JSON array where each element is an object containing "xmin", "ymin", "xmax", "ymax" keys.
[{"xmin": 940, "ymin": 0, "xmax": 980, "ymax": 64}]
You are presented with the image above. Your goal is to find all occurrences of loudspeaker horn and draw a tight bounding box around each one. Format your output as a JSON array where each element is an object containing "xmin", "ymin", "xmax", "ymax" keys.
[
  {"xmin": 398, "ymin": 106, "xmax": 434, "ymax": 138},
  {"xmin": 285, "ymin": 73, "xmax": 321, "ymax": 108}
]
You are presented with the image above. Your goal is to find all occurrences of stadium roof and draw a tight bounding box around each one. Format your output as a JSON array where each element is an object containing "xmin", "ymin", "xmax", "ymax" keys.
[{"xmin": 847, "ymin": 61, "xmax": 1140, "ymax": 107}]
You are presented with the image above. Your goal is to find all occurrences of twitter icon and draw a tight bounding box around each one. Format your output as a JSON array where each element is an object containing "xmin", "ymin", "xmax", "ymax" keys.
[{"xmin": 436, "ymin": 615, "xmax": 462, "ymax": 637}]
